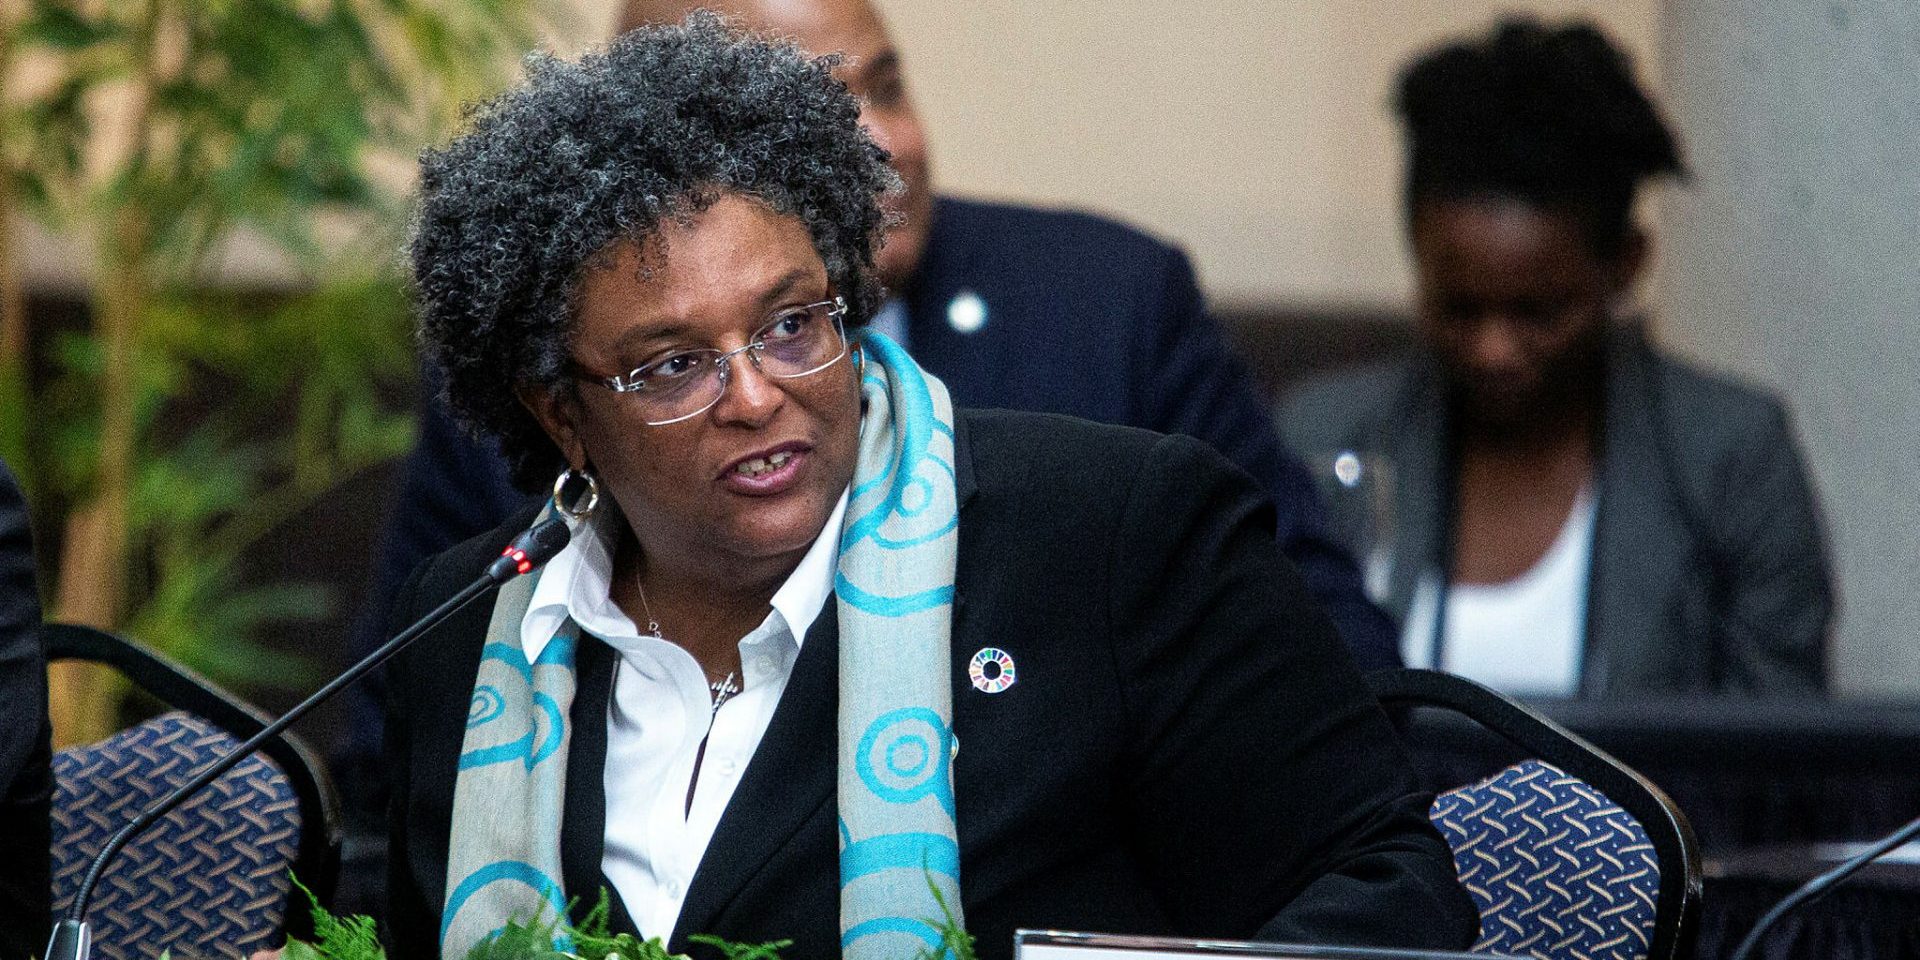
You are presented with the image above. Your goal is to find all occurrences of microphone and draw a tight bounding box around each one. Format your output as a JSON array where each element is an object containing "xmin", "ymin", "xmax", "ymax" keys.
[
  {"xmin": 46, "ymin": 517, "xmax": 573, "ymax": 960},
  {"xmin": 1727, "ymin": 812, "xmax": 1920, "ymax": 960}
]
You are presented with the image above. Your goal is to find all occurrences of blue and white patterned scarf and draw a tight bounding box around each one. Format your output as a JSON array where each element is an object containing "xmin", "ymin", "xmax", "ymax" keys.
[{"xmin": 441, "ymin": 331, "xmax": 963, "ymax": 959}]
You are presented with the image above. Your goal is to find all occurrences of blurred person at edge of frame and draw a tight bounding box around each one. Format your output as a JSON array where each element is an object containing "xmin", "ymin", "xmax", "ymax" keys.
[
  {"xmin": 331, "ymin": 0, "xmax": 1403, "ymax": 844},
  {"xmin": 0, "ymin": 458, "xmax": 51, "ymax": 959},
  {"xmin": 1282, "ymin": 17, "xmax": 1832, "ymax": 699},
  {"xmin": 378, "ymin": 16, "xmax": 1474, "ymax": 960}
]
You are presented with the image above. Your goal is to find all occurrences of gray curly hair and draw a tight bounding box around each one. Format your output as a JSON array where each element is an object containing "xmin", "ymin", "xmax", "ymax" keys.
[{"xmin": 410, "ymin": 11, "xmax": 898, "ymax": 488}]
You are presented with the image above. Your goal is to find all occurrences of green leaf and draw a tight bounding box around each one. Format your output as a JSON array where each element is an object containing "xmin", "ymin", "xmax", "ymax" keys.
[
  {"xmin": 292, "ymin": 873, "xmax": 386, "ymax": 960},
  {"xmin": 18, "ymin": 4, "xmax": 115, "ymax": 50},
  {"xmin": 463, "ymin": 910, "xmax": 571, "ymax": 960},
  {"xmin": 8, "ymin": 167, "xmax": 51, "ymax": 213},
  {"xmin": 687, "ymin": 935, "xmax": 795, "ymax": 960},
  {"xmin": 283, "ymin": 940, "xmax": 328, "ymax": 960},
  {"xmin": 127, "ymin": 544, "xmax": 330, "ymax": 691},
  {"xmin": 913, "ymin": 874, "xmax": 979, "ymax": 960},
  {"xmin": 276, "ymin": 878, "xmax": 792, "ymax": 960},
  {"xmin": 13, "ymin": 0, "xmax": 541, "ymax": 742}
]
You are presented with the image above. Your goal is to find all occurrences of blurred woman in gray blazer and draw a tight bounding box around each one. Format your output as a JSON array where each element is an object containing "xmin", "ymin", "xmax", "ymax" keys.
[{"xmin": 1282, "ymin": 18, "xmax": 1831, "ymax": 698}]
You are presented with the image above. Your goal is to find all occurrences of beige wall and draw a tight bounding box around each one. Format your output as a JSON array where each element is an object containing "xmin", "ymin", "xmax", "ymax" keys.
[
  {"xmin": 873, "ymin": 1, "xmax": 1661, "ymax": 310},
  {"xmin": 557, "ymin": 1, "xmax": 1661, "ymax": 308},
  {"xmin": 22, "ymin": 2, "xmax": 1661, "ymax": 307}
]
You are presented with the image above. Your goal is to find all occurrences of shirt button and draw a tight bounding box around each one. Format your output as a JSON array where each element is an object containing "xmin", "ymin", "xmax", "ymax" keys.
[
  {"xmin": 719, "ymin": 757, "xmax": 738, "ymax": 776},
  {"xmin": 755, "ymin": 655, "xmax": 776, "ymax": 673},
  {"xmin": 667, "ymin": 880, "xmax": 684, "ymax": 898}
]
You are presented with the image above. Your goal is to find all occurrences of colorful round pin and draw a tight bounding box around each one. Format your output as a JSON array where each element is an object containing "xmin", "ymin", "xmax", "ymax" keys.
[{"xmin": 968, "ymin": 647, "xmax": 1017, "ymax": 693}]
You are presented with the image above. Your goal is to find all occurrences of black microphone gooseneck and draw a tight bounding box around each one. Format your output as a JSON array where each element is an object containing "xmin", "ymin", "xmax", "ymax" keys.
[
  {"xmin": 1727, "ymin": 812, "xmax": 1920, "ymax": 960},
  {"xmin": 45, "ymin": 517, "xmax": 573, "ymax": 960}
]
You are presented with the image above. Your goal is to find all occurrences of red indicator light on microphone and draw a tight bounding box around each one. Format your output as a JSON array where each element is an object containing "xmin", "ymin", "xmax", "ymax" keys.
[{"xmin": 501, "ymin": 547, "xmax": 531, "ymax": 575}]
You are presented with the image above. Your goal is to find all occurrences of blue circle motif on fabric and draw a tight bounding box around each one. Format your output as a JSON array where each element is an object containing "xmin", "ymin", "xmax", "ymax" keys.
[
  {"xmin": 457, "ymin": 691, "xmax": 568, "ymax": 771},
  {"xmin": 856, "ymin": 707, "xmax": 956, "ymax": 816},
  {"xmin": 440, "ymin": 859, "xmax": 567, "ymax": 949},
  {"xmin": 841, "ymin": 916, "xmax": 950, "ymax": 957},
  {"xmin": 898, "ymin": 475, "xmax": 932, "ymax": 516},
  {"xmin": 845, "ymin": 332, "xmax": 957, "ymax": 562},
  {"xmin": 469, "ymin": 686, "xmax": 506, "ymax": 727},
  {"xmin": 968, "ymin": 648, "xmax": 1017, "ymax": 694},
  {"xmin": 887, "ymin": 735, "xmax": 930, "ymax": 778}
]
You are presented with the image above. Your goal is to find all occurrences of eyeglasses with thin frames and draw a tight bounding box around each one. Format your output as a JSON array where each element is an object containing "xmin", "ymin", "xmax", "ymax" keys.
[{"xmin": 573, "ymin": 296, "xmax": 850, "ymax": 426}]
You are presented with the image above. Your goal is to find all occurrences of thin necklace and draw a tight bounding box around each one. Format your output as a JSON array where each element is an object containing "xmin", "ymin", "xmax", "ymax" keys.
[
  {"xmin": 635, "ymin": 572, "xmax": 740, "ymax": 708},
  {"xmin": 708, "ymin": 672, "xmax": 740, "ymax": 710},
  {"xmin": 633, "ymin": 569, "xmax": 665, "ymax": 640}
]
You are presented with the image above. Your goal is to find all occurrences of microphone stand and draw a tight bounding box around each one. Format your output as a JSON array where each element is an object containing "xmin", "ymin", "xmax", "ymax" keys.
[
  {"xmin": 1727, "ymin": 812, "xmax": 1920, "ymax": 960},
  {"xmin": 46, "ymin": 517, "xmax": 571, "ymax": 960}
]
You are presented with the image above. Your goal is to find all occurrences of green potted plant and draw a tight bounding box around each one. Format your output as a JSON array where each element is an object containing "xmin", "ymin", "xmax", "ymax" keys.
[{"xmin": 3, "ymin": 0, "xmax": 538, "ymax": 742}]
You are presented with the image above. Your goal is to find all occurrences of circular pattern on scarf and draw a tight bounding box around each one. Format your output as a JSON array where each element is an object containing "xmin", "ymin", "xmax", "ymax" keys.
[
  {"xmin": 968, "ymin": 647, "xmax": 1017, "ymax": 693},
  {"xmin": 468, "ymin": 686, "xmax": 506, "ymax": 727},
  {"xmin": 855, "ymin": 707, "xmax": 956, "ymax": 814}
]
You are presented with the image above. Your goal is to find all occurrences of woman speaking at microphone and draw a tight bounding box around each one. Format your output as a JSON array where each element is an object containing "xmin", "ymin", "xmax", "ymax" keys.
[{"xmin": 382, "ymin": 15, "xmax": 1473, "ymax": 960}]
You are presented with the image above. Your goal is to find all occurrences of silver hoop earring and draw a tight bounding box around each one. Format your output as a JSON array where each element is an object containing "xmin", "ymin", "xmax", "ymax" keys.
[{"xmin": 552, "ymin": 467, "xmax": 600, "ymax": 521}]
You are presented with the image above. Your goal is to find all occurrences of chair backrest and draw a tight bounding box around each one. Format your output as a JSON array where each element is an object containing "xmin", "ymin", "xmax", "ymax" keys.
[
  {"xmin": 44, "ymin": 623, "xmax": 341, "ymax": 959},
  {"xmin": 1369, "ymin": 669, "xmax": 1700, "ymax": 960},
  {"xmin": 52, "ymin": 712, "xmax": 304, "ymax": 959}
]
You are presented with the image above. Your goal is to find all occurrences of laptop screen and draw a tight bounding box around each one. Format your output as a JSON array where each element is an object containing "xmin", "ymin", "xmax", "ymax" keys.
[{"xmin": 1015, "ymin": 930, "xmax": 1505, "ymax": 960}]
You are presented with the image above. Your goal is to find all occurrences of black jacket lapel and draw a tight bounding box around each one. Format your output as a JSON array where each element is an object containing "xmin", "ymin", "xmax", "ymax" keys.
[
  {"xmin": 669, "ymin": 609, "xmax": 841, "ymax": 947},
  {"xmin": 561, "ymin": 633, "xmax": 639, "ymax": 933}
]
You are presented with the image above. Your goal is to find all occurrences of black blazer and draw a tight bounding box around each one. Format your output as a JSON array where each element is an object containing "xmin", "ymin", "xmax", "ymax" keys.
[
  {"xmin": 900, "ymin": 199, "xmax": 1395, "ymax": 669},
  {"xmin": 384, "ymin": 410, "xmax": 1472, "ymax": 960},
  {"xmin": 0, "ymin": 459, "xmax": 50, "ymax": 959}
]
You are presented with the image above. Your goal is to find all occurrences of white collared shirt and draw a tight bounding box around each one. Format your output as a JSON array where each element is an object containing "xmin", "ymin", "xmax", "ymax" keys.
[{"xmin": 519, "ymin": 489, "xmax": 849, "ymax": 942}]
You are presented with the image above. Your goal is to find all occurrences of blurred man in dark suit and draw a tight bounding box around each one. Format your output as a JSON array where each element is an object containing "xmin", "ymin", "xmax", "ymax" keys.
[
  {"xmin": 330, "ymin": 0, "xmax": 1400, "ymax": 884},
  {"xmin": 0, "ymin": 459, "xmax": 50, "ymax": 957}
]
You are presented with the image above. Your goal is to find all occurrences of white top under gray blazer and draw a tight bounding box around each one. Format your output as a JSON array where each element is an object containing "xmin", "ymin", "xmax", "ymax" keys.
[{"xmin": 1280, "ymin": 324, "xmax": 1832, "ymax": 698}]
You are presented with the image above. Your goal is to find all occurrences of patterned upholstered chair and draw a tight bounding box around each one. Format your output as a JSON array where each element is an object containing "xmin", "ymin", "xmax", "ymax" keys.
[
  {"xmin": 1369, "ymin": 668, "xmax": 1700, "ymax": 960},
  {"xmin": 45, "ymin": 623, "xmax": 341, "ymax": 960}
]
